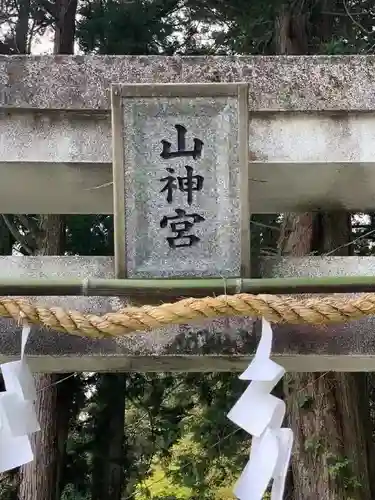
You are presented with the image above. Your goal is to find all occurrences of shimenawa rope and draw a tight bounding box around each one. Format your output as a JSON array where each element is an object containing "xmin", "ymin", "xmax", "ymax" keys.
[{"xmin": 1, "ymin": 293, "xmax": 375, "ymax": 338}]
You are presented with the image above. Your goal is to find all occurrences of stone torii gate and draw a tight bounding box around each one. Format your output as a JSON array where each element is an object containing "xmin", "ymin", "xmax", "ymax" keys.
[{"xmin": 1, "ymin": 54, "xmax": 375, "ymax": 373}]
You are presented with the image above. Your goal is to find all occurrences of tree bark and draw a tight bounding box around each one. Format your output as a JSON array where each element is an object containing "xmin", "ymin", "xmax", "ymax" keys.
[
  {"xmin": 91, "ymin": 374, "xmax": 127, "ymax": 500},
  {"xmin": 275, "ymin": 4, "xmax": 375, "ymax": 499},
  {"xmin": 18, "ymin": 376, "xmax": 60, "ymax": 500},
  {"xmin": 54, "ymin": 0, "xmax": 77, "ymax": 54},
  {"xmin": 0, "ymin": 217, "xmax": 14, "ymax": 255},
  {"xmin": 15, "ymin": 0, "xmax": 30, "ymax": 54},
  {"xmin": 284, "ymin": 371, "xmax": 374, "ymax": 500},
  {"xmin": 18, "ymin": 216, "xmax": 69, "ymax": 500},
  {"xmin": 275, "ymin": 4, "xmax": 309, "ymax": 55},
  {"xmin": 0, "ymin": 220, "xmax": 16, "ymax": 500},
  {"xmin": 19, "ymin": 0, "xmax": 78, "ymax": 497},
  {"xmin": 280, "ymin": 213, "xmax": 375, "ymax": 499}
]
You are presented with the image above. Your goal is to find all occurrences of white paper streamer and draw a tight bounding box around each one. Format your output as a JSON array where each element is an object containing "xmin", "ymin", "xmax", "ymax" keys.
[
  {"xmin": 0, "ymin": 432, "xmax": 33, "ymax": 473},
  {"xmin": 1, "ymin": 325, "xmax": 37, "ymax": 400},
  {"xmin": 0, "ymin": 393, "xmax": 40, "ymax": 436},
  {"xmin": 0, "ymin": 323, "xmax": 40, "ymax": 472},
  {"xmin": 227, "ymin": 318, "xmax": 294, "ymax": 500}
]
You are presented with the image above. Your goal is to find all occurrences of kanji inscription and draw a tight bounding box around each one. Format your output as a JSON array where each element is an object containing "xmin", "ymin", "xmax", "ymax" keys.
[
  {"xmin": 159, "ymin": 124, "xmax": 205, "ymax": 247},
  {"xmin": 119, "ymin": 91, "xmax": 244, "ymax": 278}
]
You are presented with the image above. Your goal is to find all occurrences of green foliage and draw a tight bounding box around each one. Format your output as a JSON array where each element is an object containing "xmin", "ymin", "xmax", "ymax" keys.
[
  {"xmin": 77, "ymin": 0, "xmax": 181, "ymax": 55},
  {"xmin": 61, "ymin": 484, "xmax": 90, "ymax": 500},
  {"xmin": 131, "ymin": 374, "xmax": 250, "ymax": 499},
  {"xmin": 65, "ymin": 215, "xmax": 113, "ymax": 256},
  {"xmin": 298, "ymin": 393, "xmax": 314, "ymax": 410},
  {"xmin": 326, "ymin": 453, "xmax": 362, "ymax": 493},
  {"xmin": 0, "ymin": 471, "xmax": 18, "ymax": 500},
  {"xmin": 304, "ymin": 436, "xmax": 324, "ymax": 459},
  {"xmin": 134, "ymin": 464, "xmax": 192, "ymax": 499}
]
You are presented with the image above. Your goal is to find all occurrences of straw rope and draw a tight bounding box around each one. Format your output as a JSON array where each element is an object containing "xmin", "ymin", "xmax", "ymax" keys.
[{"xmin": 1, "ymin": 293, "xmax": 375, "ymax": 338}]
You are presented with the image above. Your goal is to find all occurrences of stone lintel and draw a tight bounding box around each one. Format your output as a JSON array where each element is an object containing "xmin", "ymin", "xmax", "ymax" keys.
[{"xmin": 2, "ymin": 55, "xmax": 375, "ymax": 111}]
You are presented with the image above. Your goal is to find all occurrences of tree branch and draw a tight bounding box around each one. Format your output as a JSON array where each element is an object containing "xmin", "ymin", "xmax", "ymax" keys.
[
  {"xmin": 17, "ymin": 214, "xmax": 43, "ymax": 241},
  {"xmin": 1, "ymin": 215, "xmax": 34, "ymax": 255},
  {"xmin": 342, "ymin": 0, "xmax": 371, "ymax": 34},
  {"xmin": 35, "ymin": 0, "xmax": 58, "ymax": 21}
]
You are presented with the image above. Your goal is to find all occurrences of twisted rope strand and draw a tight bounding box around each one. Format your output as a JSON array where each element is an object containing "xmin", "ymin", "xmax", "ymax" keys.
[{"xmin": 1, "ymin": 293, "xmax": 375, "ymax": 338}]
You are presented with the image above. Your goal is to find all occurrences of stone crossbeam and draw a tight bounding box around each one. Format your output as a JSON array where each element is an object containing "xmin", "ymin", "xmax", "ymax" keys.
[
  {"xmin": 0, "ymin": 256, "xmax": 374, "ymax": 373},
  {"xmin": 1, "ymin": 55, "xmax": 375, "ymax": 111},
  {"xmin": 2, "ymin": 56, "xmax": 375, "ymax": 213}
]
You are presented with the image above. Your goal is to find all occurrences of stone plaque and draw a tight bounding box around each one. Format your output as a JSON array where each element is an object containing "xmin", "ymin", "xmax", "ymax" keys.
[{"xmin": 111, "ymin": 83, "xmax": 249, "ymax": 278}]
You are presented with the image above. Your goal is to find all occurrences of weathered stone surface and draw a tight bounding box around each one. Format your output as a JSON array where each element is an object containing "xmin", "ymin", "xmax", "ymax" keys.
[
  {"xmin": 0, "ymin": 256, "xmax": 374, "ymax": 372},
  {"xmin": 1, "ymin": 55, "xmax": 375, "ymax": 372},
  {"xmin": 0, "ymin": 109, "xmax": 110, "ymax": 162},
  {"xmin": 264, "ymin": 256, "xmax": 375, "ymax": 367},
  {"xmin": 0, "ymin": 256, "xmax": 259, "ymax": 372},
  {"xmin": 4, "ymin": 106, "xmax": 375, "ymax": 214},
  {"xmin": 3, "ymin": 58, "xmax": 375, "ymax": 214},
  {"xmin": 117, "ymin": 92, "xmax": 242, "ymax": 277},
  {"xmin": 5, "ymin": 108, "xmax": 375, "ymax": 164},
  {"xmin": 2, "ymin": 55, "xmax": 375, "ymax": 111}
]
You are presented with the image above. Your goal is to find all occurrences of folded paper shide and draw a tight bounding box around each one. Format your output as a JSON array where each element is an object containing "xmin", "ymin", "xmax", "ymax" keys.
[
  {"xmin": 227, "ymin": 318, "xmax": 293, "ymax": 500},
  {"xmin": 0, "ymin": 323, "xmax": 40, "ymax": 473}
]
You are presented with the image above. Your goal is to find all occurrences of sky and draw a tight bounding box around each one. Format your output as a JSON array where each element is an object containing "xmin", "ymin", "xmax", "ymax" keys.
[
  {"xmin": 31, "ymin": 27, "xmax": 82, "ymax": 54},
  {"xmin": 31, "ymin": 29, "xmax": 54, "ymax": 54}
]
